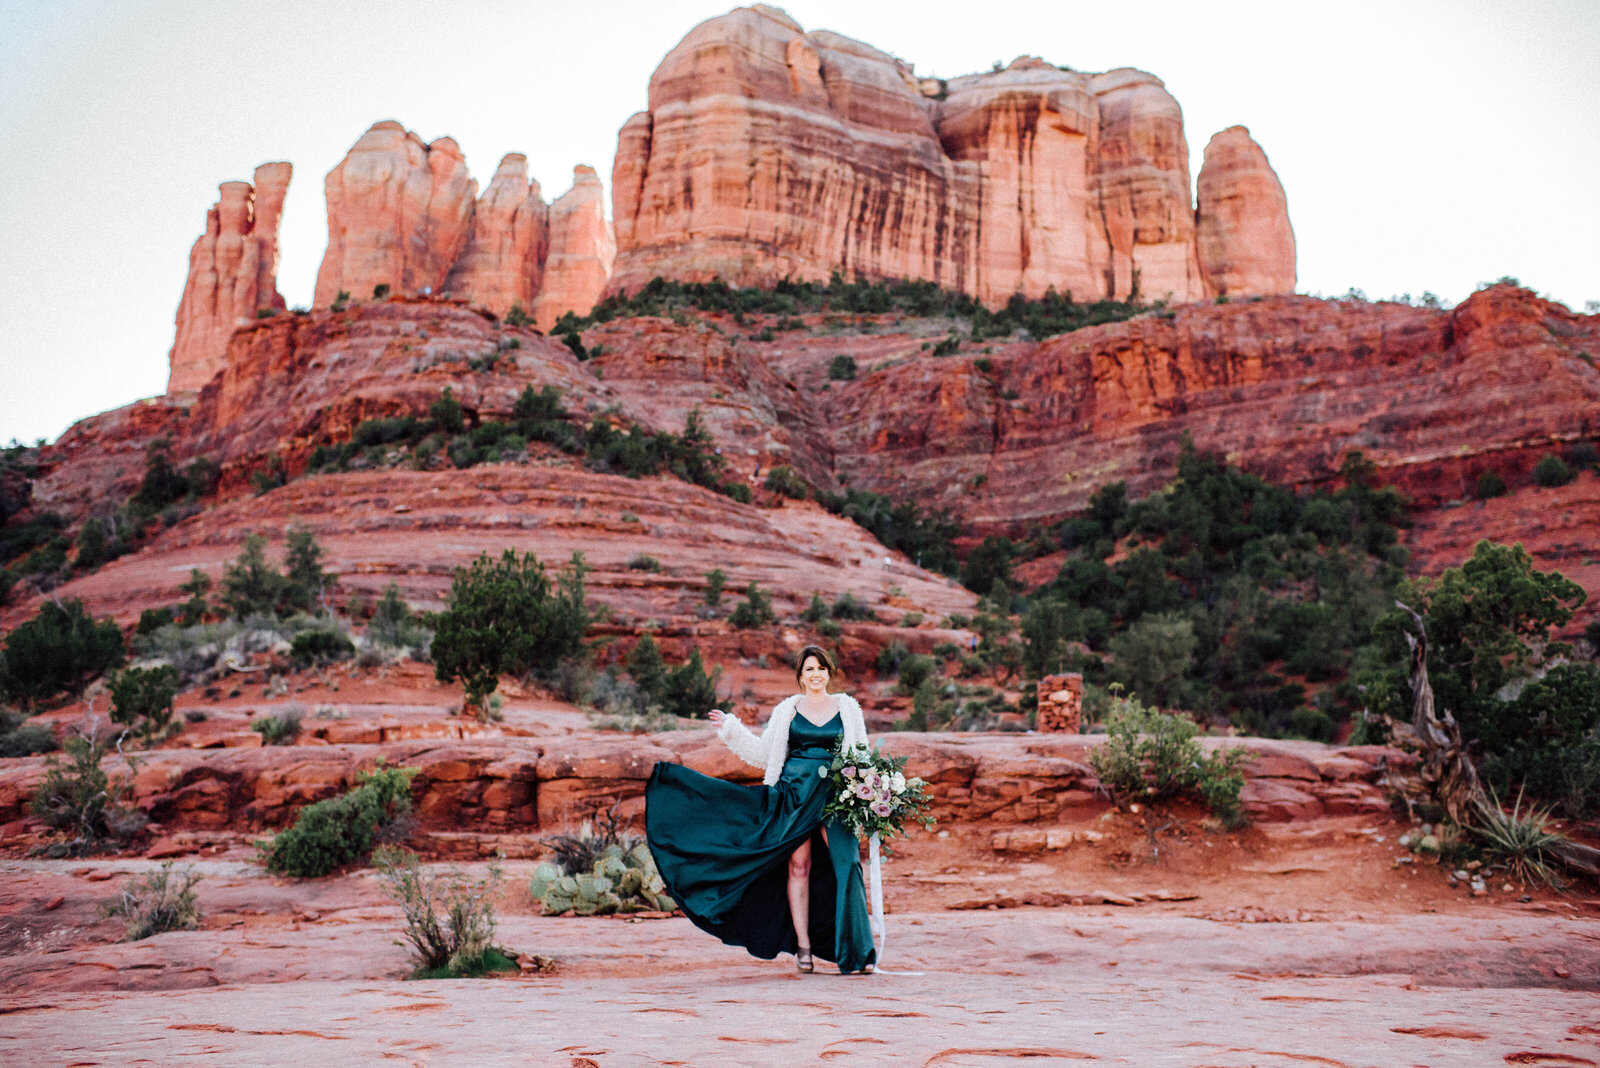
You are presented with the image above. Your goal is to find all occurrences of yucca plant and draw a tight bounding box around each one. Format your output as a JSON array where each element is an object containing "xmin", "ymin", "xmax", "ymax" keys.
[{"xmin": 1470, "ymin": 788, "xmax": 1568, "ymax": 889}]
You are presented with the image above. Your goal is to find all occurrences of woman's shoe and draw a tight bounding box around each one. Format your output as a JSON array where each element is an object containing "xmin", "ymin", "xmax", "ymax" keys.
[
  {"xmin": 796, "ymin": 948, "xmax": 814, "ymax": 973},
  {"xmin": 861, "ymin": 963, "xmax": 875, "ymax": 975}
]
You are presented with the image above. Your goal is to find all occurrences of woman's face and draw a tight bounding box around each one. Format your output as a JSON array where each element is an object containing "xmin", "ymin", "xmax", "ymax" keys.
[{"xmin": 800, "ymin": 655, "xmax": 830, "ymax": 694}]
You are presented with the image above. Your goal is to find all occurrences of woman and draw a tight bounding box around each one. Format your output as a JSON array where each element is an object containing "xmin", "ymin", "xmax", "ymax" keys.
[{"xmin": 645, "ymin": 645, "xmax": 876, "ymax": 974}]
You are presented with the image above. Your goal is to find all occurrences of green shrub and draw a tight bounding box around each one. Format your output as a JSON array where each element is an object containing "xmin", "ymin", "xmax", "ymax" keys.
[
  {"xmin": 1533, "ymin": 454, "xmax": 1573, "ymax": 488},
  {"xmin": 30, "ymin": 725, "xmax": 144, "ymax": 852},
  {"xmin": 703, "ymin": 569, "xmax": 726, "ymax": 608},
  {"xmin": 375, "ymin": 847, "xmax": 511, "ymax": 977},
  {"xmin": 290, "ymin": 628, "xmax": 355, "ymax": 667},
  {"xmin": 895, "ymin": 654, "xmax": 937, "ymax": 694},
  {"xmin": 368, "ymin": 583, "xmax": 429, "ymax": 650},
  {"xmin": 219, "ymin": 534, "xmax": 292, "ymax": 619},
  {"xmin": 624, "ymin": 633, "xmax": 667, "ymax": 697},
  {"xmin": 659, "ymin": 648, "xmax": 721, "ymax": 719},
  {"xmin": 429, "ymin": 387, "xmax": 464, "ymax": 435},
  {"xmin": 0, "ymin": 598, "xmax": 124, "ymax": 706},
  {"xmin": 959, "ymin": 535, "xmax": 1014, "ymax": 596},
  {"xmin": 728, "ymin": 582, "xmax": 775, "ymax": 629},
  {"xmin": 802, "ymin": 593, "xmax": 831, "ymax": 624},
  {"xmin": 430, "ymin": 549, "xmax": 589, "ymax": 708},
  {"xmin": 102, "ymin": 862, "xmax": 202, "ymax": 940},
  {"xmin": 876, "ymin": 641, "xmax": 911, "ymax": 676},
  {"xmin": 817, "ymin": 619, "xmax": 842, "ymax": 640},
  {"xmin": 261, "ymin": 764, "xmax": 416, "ymax": 877},
  {"xmin": 0, "ymin": 708, "xmax": 56, "ymax": 756},
  {"xmin": 109, "ymin": 665, "xmax": 180, "ymax": 744},
  {"xmin": 827, "ymin": 355, "xmax": 858, "ymax": 381},
  {"xmin": 831, "ymin": 592, "xmax": 875, "ymax": 621},
  {"xmin": 627, "ymin": 554, "xmax": 662, "ymax": 572},
  {"xmin": 1106, "ymin": 613, "xmax": 1196, "ymax": 710},
  {"xmin": 1088, "ymin": 693, "xmax": 1252, "ymax": 828},
  {"xmin": 251, "ymin": 709, "xmax": 302, "ymax": 745},
  {"xmin": 373, "ymin": 283, "xmax": 391, "ymax": 299},
  {"xmin": 722, "ymin": 481, "xmax": 753, "ymax": 504},
  {"xmin": 136, "ymin": 607, "xmax": 175, "ymax": 635},
  {"xmin": 1476, "ymin": 470, "xmax": 1507, "ymax": 499},
  {"xmin": 763, "ymin": 465, "xmax": 809, "ymax": 500}
]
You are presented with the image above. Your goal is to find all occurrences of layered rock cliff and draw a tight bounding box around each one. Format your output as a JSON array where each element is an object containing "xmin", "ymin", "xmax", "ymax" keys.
[
  {"xmin": 168, "ymin": 162, "xmax": 292, "ymax": 393},
  {"xmin": 609, "ymin": 5, "xmax": 1294, "ymax": 305}
]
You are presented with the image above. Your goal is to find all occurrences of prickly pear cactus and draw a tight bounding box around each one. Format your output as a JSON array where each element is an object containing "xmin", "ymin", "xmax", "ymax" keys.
[{"xmin": 531, "ymin": 838, "xmax": 680, "ymax": 917}]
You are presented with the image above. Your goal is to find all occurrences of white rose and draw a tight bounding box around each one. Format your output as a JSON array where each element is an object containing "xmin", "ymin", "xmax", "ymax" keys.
[
  {"xmin": 840, "ymin": 791, "xmax": 853, "ymax": 803},
  {"xmin": 891, "ymin": 772, "xmax": 906, "ymax": 794}
]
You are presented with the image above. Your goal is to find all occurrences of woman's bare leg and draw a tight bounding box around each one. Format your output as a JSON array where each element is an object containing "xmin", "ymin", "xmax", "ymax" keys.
[{"xmin": 787, "ymin": 837, "xmax": 812, "ymax": 951}]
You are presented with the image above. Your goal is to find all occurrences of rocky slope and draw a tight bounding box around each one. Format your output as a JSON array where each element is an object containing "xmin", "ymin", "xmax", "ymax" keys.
[
  {"xmin": 20, "ymin": 282, "xmax": 1600, "ymax": 635},
  {"xmin": 609, "ymin": 6, "xmax": 1294, "ymax": 305}
]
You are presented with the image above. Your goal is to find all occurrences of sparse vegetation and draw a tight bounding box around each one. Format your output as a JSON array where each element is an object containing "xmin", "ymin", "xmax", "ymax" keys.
[
  {"xmin": 1533, "ymin": 453, "xmax": 1573, "ymax": 488},
  {"xmin": 374, "ymin": 846, "xmax": 513, "ymax": 978},
  {"xmin": 1089, "ymin": 692, "xmax": 1252, "ymax": 828},
  {"xmin": 827, "ymin": 354, "xmax": 858, "ymax": 380},
  {"xmin": 30, "ymin": 721, "xmax": 145, "ymax": 854},
  {"xmin": 0, "ymin": 708, "xmax": 57, "ymax": 757},
  {"xmin": 250, "ymin": 708, "xmax": 302, "ymax": 745},
  {"xmin": 103, "ymin": 862, "xmax": 202, "ymax": 941}
]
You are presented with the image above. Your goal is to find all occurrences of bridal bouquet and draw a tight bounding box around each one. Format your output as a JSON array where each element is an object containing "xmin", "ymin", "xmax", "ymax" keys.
[{"xmin": 821, "ymin": 740, "xmax": 935, "ymax": 841}]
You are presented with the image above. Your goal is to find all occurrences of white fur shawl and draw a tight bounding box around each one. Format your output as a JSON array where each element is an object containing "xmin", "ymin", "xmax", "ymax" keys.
[{"xmin": 716, "ymin": 693, "xmax": 868, "ymax": 786}]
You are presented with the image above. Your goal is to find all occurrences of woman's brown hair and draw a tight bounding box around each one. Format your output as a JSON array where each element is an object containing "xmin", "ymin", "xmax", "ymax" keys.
[{"xmin": 794, "ymin": 645, "xmax": 841, "ymax": 688}]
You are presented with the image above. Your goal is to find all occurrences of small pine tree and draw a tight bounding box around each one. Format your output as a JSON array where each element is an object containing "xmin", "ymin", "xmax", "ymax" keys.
[
  {"xmin": 0, "ymin": 599, "xmax": 124, "ymax": 706},
  {"xmin": 430, "ymin": 550, "xmax": 590, "ymax": 709},
  {"xmin": 626, "ymin": 633, "xmax": 667, "ymax": 699},
  {"xmin": 220, "ymin": 534, "xmax": 290, "ymax": 619},
  {"xmin": 430, "ymin": 387, "xmax": 464, "ymax": 435},
  {"xmin": 177, "ymin": 568, "xmax": 212, "ymax": 625},
  {"xmin": 282, "ymin": 523, "xmax": 334, "ymax": 613},
  {"xmin": 659, "ymin": 648, "xmax": 722, "ymax": 719},
  {"xmin": 109, "ymin": 665, "xmax": 180, "ymax": 745},
  {"xmin": 703, "ymin": 569, "xmax": 726, "ymax": 609}
]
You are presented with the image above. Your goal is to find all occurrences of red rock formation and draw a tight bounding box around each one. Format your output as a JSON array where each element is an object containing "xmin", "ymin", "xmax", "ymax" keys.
[
  {"xmin": 1089, "ymin": 68, "xmax": 1205, "ymax": 302},
  {"xmin": 167, "ymin": 162, "xmax": 292, "ymax": 393},
  {"xmin": 312, "ymin": 121, "xmax": 477, "ymax": 307},
  {"xmin": 828, "ymin": 286, "xmax": 1599, "ymax": 528},
  {"xmin": 442, "ymin": 153, "xmax": 549, "ymax": 317},
  {"xmin": 531, "ymin": 166, "xmax": 616, "ymax": 329},
  {"xmin": 608, "ymin": 9, "xmax": 1278, "ymax": 304},
  {"xmin": 1196, "ymin": 126, "xmax": 1296, "ymax": 297}
]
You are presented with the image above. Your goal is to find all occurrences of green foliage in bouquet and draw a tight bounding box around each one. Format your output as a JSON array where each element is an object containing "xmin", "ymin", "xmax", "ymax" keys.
[{"xmin": 822, "ymin": 741, "xmax": 936, "ymax": 843}]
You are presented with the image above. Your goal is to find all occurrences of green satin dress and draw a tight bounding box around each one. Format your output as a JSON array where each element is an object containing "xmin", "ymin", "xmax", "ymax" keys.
[{"xmin": 645, "ymin": 708, "xmax": 877, "ymax": 973}]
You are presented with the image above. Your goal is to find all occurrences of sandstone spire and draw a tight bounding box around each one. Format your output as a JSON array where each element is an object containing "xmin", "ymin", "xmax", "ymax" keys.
[
  {"xmin": 532, "ymin": 166, "xmax": 617, "ymax": 330},
  {"xmin": 444, "ymin": 153, "xmax": 550, "ymax": 316},
  {"xmin": 167, "ymin": 161, "xmax": 292, "ymax": 394},
  {"xmin": 312, "ymin": 121, "xmax": 477, "ymax": 307},
  {"xmin": 1196, "ymin": 126, "xmax": 1297, "ymax": 297}
]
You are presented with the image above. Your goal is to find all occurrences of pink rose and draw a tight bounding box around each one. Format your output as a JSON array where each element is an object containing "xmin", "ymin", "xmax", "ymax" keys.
[
  {"xmin": 870, "ymin": 801, "xmax": 892, "ymax": 817},
  {"xmin": 855, "ymin": 783, "xmax": 875, "ymax": 800},
  {"xmin": 841, "ymin": 766, "xmax": 857, "ymax": 779}
]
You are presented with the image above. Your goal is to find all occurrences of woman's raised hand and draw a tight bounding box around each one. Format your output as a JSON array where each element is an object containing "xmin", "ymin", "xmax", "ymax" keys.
[{"xmin": 707, "ymin": 709, "xmax": 728, "ymax": 725}]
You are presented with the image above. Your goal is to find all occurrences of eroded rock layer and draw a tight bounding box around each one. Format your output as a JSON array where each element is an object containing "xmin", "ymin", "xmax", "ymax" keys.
[
  {"xmin": 168, "ymin": 163, "xmax": 292, "ymax": 393},
  {"xmin": 609, "ymin": 6, "xmax": 1293, "ymax": 305},
  {"xmin": 532, "ymin": 166, "xmax": 617, "ymax": 330},
  {"xmin": 442, "ymin": 153, "xmax": 549, "ymax": 317}
]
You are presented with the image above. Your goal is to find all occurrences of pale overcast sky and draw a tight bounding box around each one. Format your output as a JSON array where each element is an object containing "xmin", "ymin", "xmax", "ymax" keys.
[{"xmin": 1, "ymin": 0, "xmax": 1596, "ymax": 446}]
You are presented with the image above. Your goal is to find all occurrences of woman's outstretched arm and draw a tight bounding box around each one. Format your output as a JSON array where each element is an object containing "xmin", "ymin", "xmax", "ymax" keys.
[{"xmin": 708, "ymin": 708, "xmax": 769, "ymax": 769}]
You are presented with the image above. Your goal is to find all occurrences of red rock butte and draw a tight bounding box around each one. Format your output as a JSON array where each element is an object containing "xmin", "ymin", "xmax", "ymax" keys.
[
  {"xmin": 609, "ymin": 5, "xmax": 1294, "ymax": 304},
  {"xmin": 167, "ymin": 5, "xmax": 1298, "ymax": 397}
]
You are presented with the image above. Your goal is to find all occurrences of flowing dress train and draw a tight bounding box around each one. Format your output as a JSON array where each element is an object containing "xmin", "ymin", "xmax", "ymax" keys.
[{"xmin": 645, "ymin": 710, "xmax": 876, "ymax": 973}]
